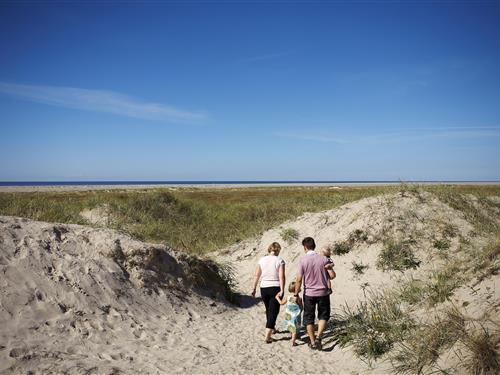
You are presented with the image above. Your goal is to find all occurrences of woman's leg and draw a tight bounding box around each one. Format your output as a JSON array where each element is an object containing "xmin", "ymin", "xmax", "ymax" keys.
[
  {"xmin": 260, "ymin": 287, "xmax": 274, "ymax": 342},
  {"xmin": 266, "ymin": 287, "xmax": 281, "ymax": 330}
]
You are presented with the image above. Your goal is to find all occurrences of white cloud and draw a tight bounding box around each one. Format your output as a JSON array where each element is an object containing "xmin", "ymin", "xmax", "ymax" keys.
[{"xmin": 0, "ymin": 82, "xmax": 206, "ymax": 123}]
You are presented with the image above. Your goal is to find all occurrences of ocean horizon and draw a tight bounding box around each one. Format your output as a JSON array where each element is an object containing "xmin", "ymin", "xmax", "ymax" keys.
[{"xmin": 1, "ymin": 180, "xmax": 499, "ymax": 187}]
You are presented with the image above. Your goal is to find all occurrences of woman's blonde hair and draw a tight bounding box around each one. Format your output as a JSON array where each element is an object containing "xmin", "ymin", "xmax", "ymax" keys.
[{"xmin": 267, "ymin": 242, "xmax": 281, "ymax": 255}]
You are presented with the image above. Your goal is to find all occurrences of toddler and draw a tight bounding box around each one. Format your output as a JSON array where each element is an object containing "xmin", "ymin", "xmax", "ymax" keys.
[
  {"xmin": 321, "ymin": 246, "xmax": 334, "ymax": 295},
  {"xmin": 276, "ymin": 282, "xmax": 303, "ymax": 346}
]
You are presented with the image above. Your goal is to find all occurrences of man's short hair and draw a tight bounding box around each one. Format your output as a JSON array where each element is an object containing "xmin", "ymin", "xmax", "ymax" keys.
[{"xmin": 302, "ymin": 237, "xmax": 316, "ymax": 250}]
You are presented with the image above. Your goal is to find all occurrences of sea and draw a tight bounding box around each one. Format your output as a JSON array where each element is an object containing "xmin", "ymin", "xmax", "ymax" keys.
[{"xmin": 0, "ymin": 180, "xmax": 496, "ymax": 187}]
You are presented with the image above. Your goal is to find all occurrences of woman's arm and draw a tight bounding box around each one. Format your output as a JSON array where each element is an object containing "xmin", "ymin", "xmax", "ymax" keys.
[
  {"xmin": 251, "ymin": 265, "xmax": 262, "ymax": 297},
  {"xmin": 278, "ymin": 263, "xmax": 285, "ymax": 298}
]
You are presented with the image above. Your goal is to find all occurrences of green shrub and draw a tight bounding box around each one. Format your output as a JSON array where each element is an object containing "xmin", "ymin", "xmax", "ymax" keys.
[
  {"xmin": 280, "ymin": 228, "xmax": 299, "ymax": 245},
  {"xmin": 377, "ymin": 240, "xmax": 420, "ymax": 271},
  {"xmin": 433, "ymin": 238, "xmax": 450, "ymax": 251},
  {"xmin": 333, "ymin": 241, "xmax": 352, "ymax": 255},
  {"xmin": 398, "ymin": 279, "xmax": 426, "ymax": 305},
  {"xmin": 426, "ymin": 266, "xmax": 463, "ymax": 306},
  {"xmin": 332, "ymin": 291, "xmax": 415, "ymax": 362},
  {"xmin": 332, "ymin": 229, "xmax": 369, "ymax": 256}
]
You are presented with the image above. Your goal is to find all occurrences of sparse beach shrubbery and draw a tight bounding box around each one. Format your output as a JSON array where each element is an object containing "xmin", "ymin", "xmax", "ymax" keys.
[
  {"xmin": 280, "ymin": 227, "xmax": 299, "ymax": 244},
  {"xmin": 331, "ymin": 229, "xmax": 369, "ymax": 256},
  {"xmin": 0, "ymin": 186, "xmax": 391, "ymax": 254},
  {"xmin": 376, "ymin": 239, "xmax": 421, "ymax": 271},
  {"xmin": 332, "ymin": 291, "xmax": 415, "ymax": 362}
]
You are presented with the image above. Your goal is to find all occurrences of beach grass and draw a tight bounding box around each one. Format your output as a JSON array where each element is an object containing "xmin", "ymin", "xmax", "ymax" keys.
[{"xmin": 0, "ymin": 185, "xmax": 394, "ymax": 254}]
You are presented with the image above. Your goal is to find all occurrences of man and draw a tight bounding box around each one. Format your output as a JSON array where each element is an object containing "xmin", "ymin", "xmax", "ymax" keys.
[{"xmin": 295, "ymin": 237, "xmax": 336, "ymax": 350}]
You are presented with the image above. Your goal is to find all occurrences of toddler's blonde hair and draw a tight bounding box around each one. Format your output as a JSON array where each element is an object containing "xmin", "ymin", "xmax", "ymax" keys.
[
  {"xmin": 321, "ymin": 246, "xmax": 332, "ymax": 257},
  {"xmin": 288, "ymin": 281, "xmax": 298, "ymax": 293}
]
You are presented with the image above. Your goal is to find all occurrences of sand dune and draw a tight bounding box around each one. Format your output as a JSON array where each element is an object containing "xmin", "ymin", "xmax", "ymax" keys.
[{"xmin": 1, "ymin": 192, "xmax": 498, "ymax": 374}]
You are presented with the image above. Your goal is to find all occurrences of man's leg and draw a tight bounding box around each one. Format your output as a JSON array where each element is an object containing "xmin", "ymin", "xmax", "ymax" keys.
[
  {"xmin": 317, "ymin": 319, "xmax": 327, "ymax": 339},
  {"xmin": 303, "ymin": 296, "xmax": 317, "ymax": 346},
  {"xmin": 316, "ymin": 295, "xmax": 331, "ymax": 346},
  {"xmin": 306, "ymin": 323, "xmax": 316, "ymax": 344}
]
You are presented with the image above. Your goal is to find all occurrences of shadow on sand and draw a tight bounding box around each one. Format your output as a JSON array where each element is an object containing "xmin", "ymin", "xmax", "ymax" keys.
[
  {"xmin": 295, "ymin": 317, "xmax": 346, "ymax": 352},
  {"xmin": 234, "ymin": 293, "xmax": 261, "ymax": 308}
]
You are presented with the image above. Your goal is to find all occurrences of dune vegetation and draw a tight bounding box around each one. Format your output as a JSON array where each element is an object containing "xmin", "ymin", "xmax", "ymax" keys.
[
  {"xmin": 1, "ymin": 184, "xmax": 499, "ymax": 373},
  {"xmin": 1, "ymin": 184, "xmax": 497, "ymax": 256},
  {"xmin": 0, "ymin": 185, "xmax": 394, "ymax": 254}
]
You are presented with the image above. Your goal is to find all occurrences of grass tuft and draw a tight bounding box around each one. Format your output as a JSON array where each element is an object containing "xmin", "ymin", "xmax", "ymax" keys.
[
  {"xmin": 377, "ymin": 239, "xmax": 420, "ymax": 271},
  {"xmin": 351, "ymin": 261, "xmax": 369, "ymax": 276},
  {"xmin": 461, "ymin": 326, "xmax": 500, "ymax": 375},
  {"xmin": 426, "ymin": 265, "xmax": 463, "ymax": 306},
  {"xmin": 391, "ymin": 306, "xmax": 465, "ymax": 374},
  {"xmin": 473, "ymin": 235, "xmax": 500, "ymax": 283},
  {"xmin": 398, "ymin": 278, "xmax": 426, "ymax": 305},
  {"xmin": 178, "ymin": 254, "xmax": 237, "ymax": 303},
  {"xmin": 332, "ymin": 291, "xmax": 415, "ymax": 362},
  {"xmin": 280, "ymin": 228, "xmax": 299, "ymax": 245},
  {"xmin": 331, "ymin": 229, "xmax": 369, "ymax": 256},
  {"xmin": 433, "ymin": 238, "xmax": 451, "ymax": 251},
  {"xmin": 392, "ymin": 306, "xmax": 500, "ymax": 375}
]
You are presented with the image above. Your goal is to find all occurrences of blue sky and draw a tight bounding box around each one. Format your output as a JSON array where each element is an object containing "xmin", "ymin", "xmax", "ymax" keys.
[{"xmin": 0, "ymin": 2, "xmax": 499, "ymax": 181}]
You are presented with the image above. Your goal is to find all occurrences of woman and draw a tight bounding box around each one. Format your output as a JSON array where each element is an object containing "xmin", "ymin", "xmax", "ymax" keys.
[{"xmin": 251, "ymin": 242, "xmax": 286, "ymax": 343}]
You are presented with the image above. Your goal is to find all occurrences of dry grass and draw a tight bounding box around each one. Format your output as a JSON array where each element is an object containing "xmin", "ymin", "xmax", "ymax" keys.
[
  {"xmin": 331, "ymin": 290, "xmax": 415, "ymax": 362},
  {"xmin": 392, "ymin": 307, "xmax": 500, "ymax": 375},
  {"xmin": 351, "ymin": 261, "xmax": 369, "ymax": 276},
  {"xmin": 0, "ymin": 186, "xmax": 393, "ymax": 254},
  {"xmin": 331, "ymin": 229, "xmax": 369, "ymax": 256},
  {"xmin": 377, "ymin": 239, "xmax": 421, "ymax": 271},
  {"xmin": 280, "ymin": 228, "xmax": 299, "ymax": 245}
]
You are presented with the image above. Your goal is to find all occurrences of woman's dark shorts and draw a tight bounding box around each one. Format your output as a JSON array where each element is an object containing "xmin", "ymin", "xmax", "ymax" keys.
[{"xmin": 303, "ymin": 295, "xmax": 330, "ymax": 325}]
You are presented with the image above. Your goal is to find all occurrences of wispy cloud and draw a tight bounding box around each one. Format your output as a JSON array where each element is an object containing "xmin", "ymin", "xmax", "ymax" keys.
[
  {"xmin": 274, "ymin": 127, "xmax": 500, "ymax": 144},
  {"xmin": 0, "ymin": 82, "xmax": 206, "ymax": 123}
]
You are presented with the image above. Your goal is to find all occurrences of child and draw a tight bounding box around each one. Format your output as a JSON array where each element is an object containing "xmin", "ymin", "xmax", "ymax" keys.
[
  {"xmin": 321, "ymin": 246, "xmax": 334, "ymax": 295},
  {"xmin": 276, "ymin": 282, "xmax": 303, "ymax": 346}
]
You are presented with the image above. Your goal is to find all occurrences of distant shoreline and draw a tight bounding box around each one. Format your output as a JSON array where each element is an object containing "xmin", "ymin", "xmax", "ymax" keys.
[{"xmin": 0, "ymin": 181, "xmax": 499, "ymax": 193}]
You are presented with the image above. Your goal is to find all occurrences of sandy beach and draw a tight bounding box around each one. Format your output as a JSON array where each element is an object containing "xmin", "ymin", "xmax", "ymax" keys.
[{"xmin": 1, "ymin": 191, "xmax": 498, "ymax": 374}]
